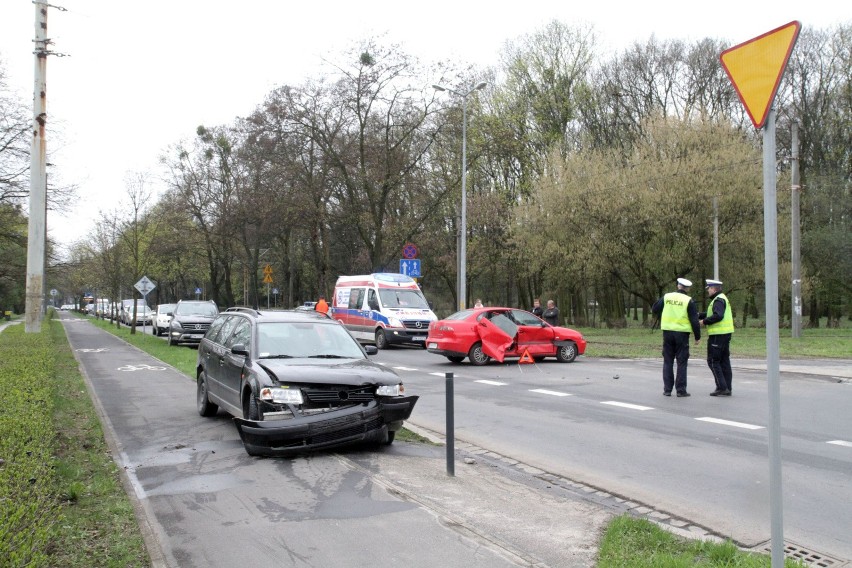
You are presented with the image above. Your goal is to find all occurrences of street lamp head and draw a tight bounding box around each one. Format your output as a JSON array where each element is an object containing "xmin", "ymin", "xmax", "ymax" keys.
[
  {"xmin": 474, "ymin": 81, "xmax": 487, "ymax": 91},
  {"xmin": 432, "ymin": 84, "xmax": 447, "ymax": 92}
]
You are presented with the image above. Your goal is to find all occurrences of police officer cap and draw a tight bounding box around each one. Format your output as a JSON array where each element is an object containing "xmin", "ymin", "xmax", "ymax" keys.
[
  {"xmin": 676, "ymin": 278, "xmax": 692, "ymax": 287},
  {"xmin": 705, "ymin": 279, "xmax": 723, "ymax": 287}
]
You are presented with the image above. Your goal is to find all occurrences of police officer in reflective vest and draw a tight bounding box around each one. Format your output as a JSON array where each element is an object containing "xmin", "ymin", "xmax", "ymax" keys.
[
  {"xmin": 651, "ymin": 278, "xmax": 701, "ymax": 397},
  {"xmin": 700, "ymin": 279, "xmax": 734, "ymax": 396}
]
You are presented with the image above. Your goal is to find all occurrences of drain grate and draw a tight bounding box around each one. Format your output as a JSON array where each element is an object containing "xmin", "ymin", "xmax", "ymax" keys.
[{"xmin": 755, "ymin": 541, "xmax": 847, "ymax": 567}]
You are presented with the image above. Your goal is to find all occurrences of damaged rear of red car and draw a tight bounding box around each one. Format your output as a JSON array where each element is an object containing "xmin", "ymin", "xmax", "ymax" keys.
[{"xmin": 426, "ymin": 308, "xmax": 586, "ymax": 366}]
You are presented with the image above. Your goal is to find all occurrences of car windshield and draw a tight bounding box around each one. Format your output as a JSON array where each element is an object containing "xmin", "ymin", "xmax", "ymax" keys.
[
  {"xmin": 258, "ymin": 321, "xmax": 366, "ymax": 359},
  {"xmin": 378, "ymin": 289, "xmax": 429, "ymax": 309},
  {"xmin": 176, "ymin": 303, "xmax": 218, "ymax": 316}
]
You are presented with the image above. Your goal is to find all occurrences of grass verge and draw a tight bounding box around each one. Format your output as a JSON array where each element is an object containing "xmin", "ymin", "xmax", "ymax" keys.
[
  {"xmin": 598, "ymin": 515, "xmax": 806, "ymax": 567},
  {"xmin": 0, "ymin": 314, "xmax": 148, "ymax": 567},
  {"xmin": 578, "ymin": 325, "xmax": 852, "ymax": 359}
]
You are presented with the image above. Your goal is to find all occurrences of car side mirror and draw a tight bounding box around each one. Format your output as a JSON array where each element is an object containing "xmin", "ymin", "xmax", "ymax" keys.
[
  {"xmin": 364, "ymin": 345, "xmax": 378, "ymax": 355},
  {"xmin": 231, "ymin": 344, "xmax": 249, "ymax": 356},
  {"xmin": 166, "ymin": 312, "xmax": 173, "ymax": 317}
]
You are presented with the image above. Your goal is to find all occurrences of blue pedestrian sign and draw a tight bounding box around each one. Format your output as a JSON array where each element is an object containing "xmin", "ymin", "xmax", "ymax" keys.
[{"xmin": 399, "ymin": 259, "xmax": 421, "ymax": 277}]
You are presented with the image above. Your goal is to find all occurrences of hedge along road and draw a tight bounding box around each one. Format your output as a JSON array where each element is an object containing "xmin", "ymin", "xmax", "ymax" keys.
[{"xmin": 59, "ymin": 312, "xmax": 612, "ymax": 568}]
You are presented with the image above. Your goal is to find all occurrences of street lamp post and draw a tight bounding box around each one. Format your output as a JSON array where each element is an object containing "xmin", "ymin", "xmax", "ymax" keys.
[{"xmin": 433, "ymin": 81, "xmax": 487, "ymax": 311}]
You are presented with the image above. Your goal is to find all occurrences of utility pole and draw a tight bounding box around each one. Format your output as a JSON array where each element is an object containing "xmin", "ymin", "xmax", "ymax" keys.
[
  {"xmin": 713, "ymin": 197, "xmax": 719, "ymax": 280},
  {"xmin": 790, "ymin": 122, "xmax": 802, "ymax": 338},
  {"xmin": 25, "ymin": 2, "xmax": 50, "ymax": 332}
]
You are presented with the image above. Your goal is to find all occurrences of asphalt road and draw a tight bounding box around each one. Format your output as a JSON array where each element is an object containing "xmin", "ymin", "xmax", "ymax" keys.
[
  {"xmin": 376, "ymin": 345, "xmax": 852, "ymax": 563},
  {"xmin": 54, "ymin": 314, "xmax": 852, "ymax": 565},
  {"xmin": 59, "ymin": 316, "xmax": 613, "ymax": 567}
]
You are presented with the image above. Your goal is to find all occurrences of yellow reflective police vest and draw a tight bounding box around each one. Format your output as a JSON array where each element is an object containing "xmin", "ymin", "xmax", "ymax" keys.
[
  {"xmin": 706, "ymin": 293, "xmax": 734, "ymax": 335},
  {"xmin": 661, "ymin": 292, "xmax": 692, "ymax": 332}
]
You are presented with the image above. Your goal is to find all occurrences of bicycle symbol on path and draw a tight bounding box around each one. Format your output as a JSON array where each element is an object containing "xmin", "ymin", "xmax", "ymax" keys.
[{"xmin": 117, "ymin": 364, "xmax": 166, "ymax": 372}]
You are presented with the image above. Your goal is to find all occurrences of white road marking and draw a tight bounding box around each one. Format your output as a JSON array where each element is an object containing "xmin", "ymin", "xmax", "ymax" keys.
[
  {"xmin": 430, "ymin": 372, "xmax": 458, "ymax": 377},
  {"xmin": 695, "ymin": 417, "xmax": 764, "ymax": 430},
  {"xmin": 117, "ymin": 364, "xmax": 166, "ymax": 372},
  {"xmin": 393, "ymin": 366, "xmax": 418, "ymax": 371},
  {"xmin": 601, "ymin": 401, "xmax": 653, "ymax": 411},
  {"xmin": 827, "ymin": 440, "xmax": 852, "ymax": 447},
  {"xmin": 529, "ymin": 389, "xmax": 573, "ymax": 397},
  {"xmin": 476, "ymin": 380, "xmax": 507, "ymax": 386}
]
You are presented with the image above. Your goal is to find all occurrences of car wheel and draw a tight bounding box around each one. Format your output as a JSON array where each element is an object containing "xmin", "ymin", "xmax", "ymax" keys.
[
  {"xmin": 556, "ymin": 341, "xmax": 577, "ymax": 363},
  {"xmin": 468, "ymin": 342, "xmax": 490, "ymax": 366},
  {"xmin": 375, "ymin": 328, "xmax": 388, "ymax": 350},
  {"xmin": 446, "ymin": 355, "xmax": 465, "ymax": 363},
  {"xmin": 246, "ymin": 391, "xmax": 262, "ymax": 421},
  {"xmin": 197, "ymin": 371, "xmax": 218, "ymax": 417}
]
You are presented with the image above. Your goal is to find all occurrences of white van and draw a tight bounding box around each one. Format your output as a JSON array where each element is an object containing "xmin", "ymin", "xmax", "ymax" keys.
[{"xmin": 331, "ymin": 273, "xmax": 437, "ymax": 349}]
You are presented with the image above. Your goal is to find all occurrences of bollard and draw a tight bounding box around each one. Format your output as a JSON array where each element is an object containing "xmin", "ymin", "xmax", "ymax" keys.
[{"xmin": 446, "ymin": 372, "xmax": 454, "ymax": 476}]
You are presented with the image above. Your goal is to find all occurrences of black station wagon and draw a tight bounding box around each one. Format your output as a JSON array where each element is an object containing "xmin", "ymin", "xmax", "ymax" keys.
[{"xmin": 195, "ymin": 308, "xmax": 418, "ymax": 456}]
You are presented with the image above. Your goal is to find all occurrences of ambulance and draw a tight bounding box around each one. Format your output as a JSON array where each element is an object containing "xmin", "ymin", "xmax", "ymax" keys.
[{"xmin": 331, "ymin": 273, "xmax": 437, "ymax": 349}]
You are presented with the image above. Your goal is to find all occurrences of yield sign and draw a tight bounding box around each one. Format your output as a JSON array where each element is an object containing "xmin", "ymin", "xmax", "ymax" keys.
[{"xmin": 720, "ymin": 21, "xmax": 801, "ymax": 129}]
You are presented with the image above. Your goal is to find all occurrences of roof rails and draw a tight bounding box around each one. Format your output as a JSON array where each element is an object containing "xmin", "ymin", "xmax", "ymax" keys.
[{"xmin": 225, "ymin": 306, "xmax": 261, "ymax": 316}]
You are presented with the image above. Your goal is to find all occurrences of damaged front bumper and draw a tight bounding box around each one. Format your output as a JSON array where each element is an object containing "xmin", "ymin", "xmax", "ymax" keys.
[{"xmin": 233, "ymin": 395, "xmax": 419, "ymax": 456}]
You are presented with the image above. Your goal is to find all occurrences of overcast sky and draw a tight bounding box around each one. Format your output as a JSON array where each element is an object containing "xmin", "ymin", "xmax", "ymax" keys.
[{"xmin": 0, "ymin": 1, "xmax": 845, "ymax": 251}]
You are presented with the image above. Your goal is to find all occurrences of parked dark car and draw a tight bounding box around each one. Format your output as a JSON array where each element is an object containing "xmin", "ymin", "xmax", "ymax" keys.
[
  {"xmin": 167, "ymin": 300, "xmax": 219, "ymax": 346},
  {"xmin": 195, "ymin": 308, "xmax": 418, "ymax": 456}
]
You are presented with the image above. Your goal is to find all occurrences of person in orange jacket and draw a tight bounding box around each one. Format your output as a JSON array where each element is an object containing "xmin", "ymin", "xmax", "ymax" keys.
[{"xmin": 315, "ymin": 296, "xmax": 329, "ymax": 316}]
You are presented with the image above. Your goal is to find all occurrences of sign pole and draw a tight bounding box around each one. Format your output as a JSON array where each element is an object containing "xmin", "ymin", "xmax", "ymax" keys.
[
  {"xmin": 720, "ymin": 25, "xmax": 800, "ymax": 566},
  {"xmin": 763, "ymin": 109, "xmax": 784, "ymax": 568}
]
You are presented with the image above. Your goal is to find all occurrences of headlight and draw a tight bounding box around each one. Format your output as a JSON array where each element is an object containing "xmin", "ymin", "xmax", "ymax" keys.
[
  {"xmin": 387, "ymin": 317, "xmax": 403, "ymax": 328},
  {"xmin": 260, "ymin": 387, "xmax": 303, "ymax": 404},
  {"xmin": 376, "ymin": 383, "xmax": 404, "ymax": 397}
]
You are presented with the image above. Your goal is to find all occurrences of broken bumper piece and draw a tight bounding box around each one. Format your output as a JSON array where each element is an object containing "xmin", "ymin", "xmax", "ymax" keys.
[{"xmin": 233, "ymin": 396, "xmax": 419, "ymax": 456}]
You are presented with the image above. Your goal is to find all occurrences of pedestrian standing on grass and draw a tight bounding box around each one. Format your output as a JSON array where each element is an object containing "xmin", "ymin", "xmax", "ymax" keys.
[
  {"xmin": 700, "ymin": 279, "xmax": 734, "ymax": 396},
  {"xmin": 531, "ymin": 298, "xmax": 543, "ymax": 318},
  {"xmin": 542, "ymin": 300, "xmax": 559, "ymax": 326},
  {"xmin": 651, "ymin": 278, "xmax": 701, "ymax": 397}
]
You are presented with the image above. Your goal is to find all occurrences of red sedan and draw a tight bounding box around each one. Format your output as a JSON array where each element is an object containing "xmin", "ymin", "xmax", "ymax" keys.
[{"xmin": 426, "ymin": 307, "xmax": 586, "ymax": 365}]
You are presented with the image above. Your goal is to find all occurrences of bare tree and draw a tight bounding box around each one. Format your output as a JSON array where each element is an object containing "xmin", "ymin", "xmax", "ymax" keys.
[{"xmin": 0, "ymin": 63, "xmax": 30, "ymax": 205}]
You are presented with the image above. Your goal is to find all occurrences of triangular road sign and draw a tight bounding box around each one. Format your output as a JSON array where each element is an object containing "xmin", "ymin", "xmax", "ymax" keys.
[
  {"xmin": 518, "ymin": 349, "xmax": 534, "ymax": 364},
  {"xmin": 720, "ymin": 21, "xmax": 800, "ymax": 129}
]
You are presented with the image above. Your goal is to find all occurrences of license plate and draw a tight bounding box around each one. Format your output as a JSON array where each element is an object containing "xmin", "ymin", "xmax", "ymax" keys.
[
  {"xmin": 427, "ymin": 342, "xmax": 437, "ymax": 349},
  {"xmin": 191, "ymin": 334, "xmax": 203, "ymax": 339},
  {"xmin": 412, "ymin": 336, "xmax": 424, "ymax": 341}
]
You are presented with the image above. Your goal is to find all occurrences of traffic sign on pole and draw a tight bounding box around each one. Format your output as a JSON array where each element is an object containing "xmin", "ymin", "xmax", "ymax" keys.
[
  {"xmin": 134, "ymin": 276, "xmax": 156, "ymax": 296},
  {"xmin": 721, "ymin": 24, "xmax": 801, "ymax": 567},
  {"xmin": 402, "ymin": 243, "xmax": 419, "ymax": 259},
  {"xmin": 399, "ymin": 259, "xmax": 421, "ymax": 277},
  {"xmin": 720, "ymin": 21, "xmax": 801, "ymax": 129}
]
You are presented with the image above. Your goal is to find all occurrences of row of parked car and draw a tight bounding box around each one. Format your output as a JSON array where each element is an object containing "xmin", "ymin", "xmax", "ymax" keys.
[{"xmin": 81, "ymin": 299, "xmax": 221, "ymax": 347}]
